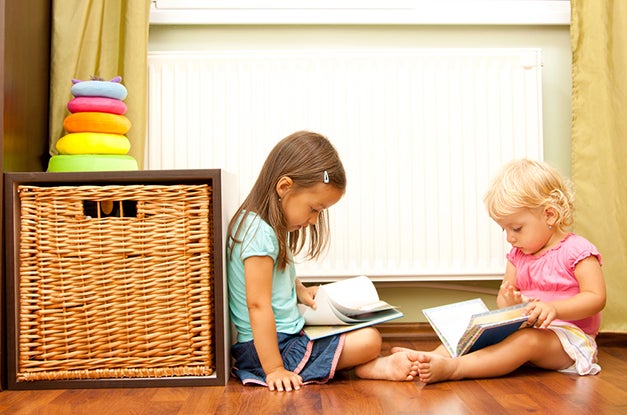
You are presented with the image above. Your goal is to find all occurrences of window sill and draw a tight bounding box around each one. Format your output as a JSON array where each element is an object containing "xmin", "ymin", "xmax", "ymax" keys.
[{"xmin": 150, "ymin": 0, "xmax": 570, "ymax": 26}]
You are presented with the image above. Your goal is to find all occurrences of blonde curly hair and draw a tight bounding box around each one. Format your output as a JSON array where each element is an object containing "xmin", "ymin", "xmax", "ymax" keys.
[{"xmin": 483, "ymin": 159, "xmax": 574, "ymax": 231}]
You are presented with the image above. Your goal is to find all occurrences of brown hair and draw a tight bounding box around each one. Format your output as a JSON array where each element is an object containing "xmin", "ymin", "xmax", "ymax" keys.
[{"xmin": 227, "ymin": 130, "xmax": 346, "ymax": 270}]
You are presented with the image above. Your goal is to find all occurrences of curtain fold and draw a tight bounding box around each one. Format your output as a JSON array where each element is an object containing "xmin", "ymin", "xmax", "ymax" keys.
[
  {"xmin": 49, "ymin": 0, "xmax": 150, "ymax": 169},
  {"xmin": 571, "ymin": 0, "xmax": 627, "ymax": 332}
]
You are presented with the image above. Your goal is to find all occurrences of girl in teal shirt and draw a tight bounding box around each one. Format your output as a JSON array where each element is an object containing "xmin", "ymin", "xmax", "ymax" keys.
[{"xmin": 227, "ymin": 130, "xmax": 420, "ymax": 392}]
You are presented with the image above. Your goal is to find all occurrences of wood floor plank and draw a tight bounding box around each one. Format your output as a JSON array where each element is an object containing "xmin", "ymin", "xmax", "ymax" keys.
[
  {"xmin": 410, "ymin": 387, "xmax": 471, "ymax": 415},
  {"xmin": 53, "ymin": 388, "xmax": 159, "ymax": 415},
  {"xmin": 321, "ymin": 378, "xmax": 386, "ymax": 414},
  {"xmin": 484, "ymin": 372, "xmax": 576, "ymax": 414},
  {"xmin": 0, "ymin": 390, "xmax": 63, "ymax": 414},
  {"xmin": 174, "ymin": 387, "xmax": 225, "ymax": 415},
  {"xmin": 477, "ymin": 376, "xmax": 544, "ymax": 413},
  {"xmin": 349, "ymin": 378, "xmax": 423, "ymax": 414},
  {"xmin": 448, "ymin": 380, "xmax": 509, "ymax": 414},
  {"xmin": 321, "ymin": 390, "xmax": 386, "ymax": 414},
  {"xmin": 215, "ymin": 382, "xmax": 322, "ymax": 415}
]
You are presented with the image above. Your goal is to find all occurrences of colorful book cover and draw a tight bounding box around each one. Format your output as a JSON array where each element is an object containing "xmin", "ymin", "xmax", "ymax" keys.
[{"xmin": 423, "ymin": 298, "xmax": 529, "ymax": 357}]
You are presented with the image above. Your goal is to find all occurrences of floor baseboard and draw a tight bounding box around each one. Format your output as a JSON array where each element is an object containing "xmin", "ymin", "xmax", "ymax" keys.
[{"xmin": 378, "ymin": 322, "xmax": 436, "ymax": 341}]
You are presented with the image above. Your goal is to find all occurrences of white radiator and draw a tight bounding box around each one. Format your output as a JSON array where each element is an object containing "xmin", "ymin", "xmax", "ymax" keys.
[{"xmin": 147, "ymin": 48, "xmax": 543, "ymax": 282}]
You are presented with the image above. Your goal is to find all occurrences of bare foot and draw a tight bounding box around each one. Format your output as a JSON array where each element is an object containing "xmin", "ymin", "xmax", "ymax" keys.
[
  {"xmin": 415, "ymin": 352, "xmax": 460, "ymax": 384},
  {"xmin": 391, "ymin": 345, "xmax": 450, "ymax": 358},
  {"xmin": 354, "ymin": 350, "xmax": 420, "ymax": 381}
]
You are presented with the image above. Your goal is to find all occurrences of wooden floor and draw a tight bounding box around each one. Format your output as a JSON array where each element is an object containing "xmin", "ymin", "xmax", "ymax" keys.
[{"xmin": 1, "ymin": 332, "xmax": 626, "ymax": 415}]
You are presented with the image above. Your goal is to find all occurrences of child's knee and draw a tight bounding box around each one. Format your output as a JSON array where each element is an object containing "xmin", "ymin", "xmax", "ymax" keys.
[
  {"xmin": 353, "ymin": 327, "xmax": 382, "ymax": 354},
  {"xmin": 365, "ymin": 327, "xmax": 383, "ymax": 358},
  {"xmin": 365, "ymin": 327, "xmax": 382, "ymax": 346},
  {"xmin": 513, "ymin": 327, "xmax": 557, "ymax": 352}
]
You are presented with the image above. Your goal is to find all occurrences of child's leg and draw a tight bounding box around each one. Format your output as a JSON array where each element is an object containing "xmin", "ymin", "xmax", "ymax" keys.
[
  {"xmin": 395, "ymin": 328, "xmax": 574, "ymax": 384},
  {"xmin": 336, "ymin": 327, "xmax": 382, "ymax": 369},
  {"xmin": 336, "ymin": 327, "xmax": 420, "ymax": 381}
]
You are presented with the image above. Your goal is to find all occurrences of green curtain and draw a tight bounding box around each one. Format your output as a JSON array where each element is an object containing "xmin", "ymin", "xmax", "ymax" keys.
[
  {"xmin": 571, "ymin": 0, "xmax": 627, "ymax": 332},
  {"xmin": 49, "ymin": 0, "xmax": 150, "ymax": 168}
]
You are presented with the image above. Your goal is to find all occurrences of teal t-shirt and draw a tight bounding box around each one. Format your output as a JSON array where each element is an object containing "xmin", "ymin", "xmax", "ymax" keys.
[{"xmin": 227, "ymin": 211, "xmax": 305, "ymax": 343}]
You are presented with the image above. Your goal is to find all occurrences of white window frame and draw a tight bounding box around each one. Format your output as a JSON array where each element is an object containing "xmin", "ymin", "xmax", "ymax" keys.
[{"xmin": 149, "ymin": 0, "xmax": 571, "ymax": 25}]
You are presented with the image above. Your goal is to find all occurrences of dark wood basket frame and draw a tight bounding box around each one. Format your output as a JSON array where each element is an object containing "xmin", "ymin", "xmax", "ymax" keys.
[{"xmin": 3, "ymin": 170, "xmax": 231, "ymax": 389}]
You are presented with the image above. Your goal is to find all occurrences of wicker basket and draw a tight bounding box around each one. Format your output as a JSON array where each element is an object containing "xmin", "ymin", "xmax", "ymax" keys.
[{"xmin": 16, "ymin": 184, "xmax": 215, "ymax": 382}]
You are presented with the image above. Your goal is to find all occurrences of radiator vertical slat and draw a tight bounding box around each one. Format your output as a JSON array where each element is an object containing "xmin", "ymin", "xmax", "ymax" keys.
[{"xmin": 147, "ymin": 49, "xmax": 543, "ymax": 281}]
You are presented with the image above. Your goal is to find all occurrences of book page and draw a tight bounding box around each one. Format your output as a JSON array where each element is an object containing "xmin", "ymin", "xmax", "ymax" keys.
[
  {"xmin": 322, "ymin": 275, "xmax": 381, "ymax": 309},
  {"xmin": 299, "ymin": 276, "xmax": 395, "ymax": 325},
  {"xmin": 333, "ymin": 299, "xmax": 396, "ymax": 318},
  {"xmin": 325, "ymin": 276, "xmax": 396, "ymax": 318},
  {"xmin": 422, "ymin": 298, "xmax": 489, "ymax": 357},
  {"xmin": 469, "ymin": 303, "xmax": 528, "ymax": 326},
  {"xmin": 298, "ymin": 288, "xmax": 349, "ymax": 325}
]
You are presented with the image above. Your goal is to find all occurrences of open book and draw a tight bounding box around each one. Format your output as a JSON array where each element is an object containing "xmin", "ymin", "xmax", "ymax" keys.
[
  {"xmin": 423, "ymin": 298, "xmax": 529, "ymax": 358},
  {"xmin": 298, "ymin": 276, "xmax": 404, "ymax": 340}
]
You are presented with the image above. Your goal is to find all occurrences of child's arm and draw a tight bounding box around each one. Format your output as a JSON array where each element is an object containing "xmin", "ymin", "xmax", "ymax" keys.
[
  {"xmin": 497, "ymin": 261, "xmax": 524, "ymax": 308},
  {"xmin": 525, "ymin": 256, "xmax": 606, "ymax": 329},
  {"xmin": 244, "ymin": 256, "xmax": 303, "ymax": 392}
]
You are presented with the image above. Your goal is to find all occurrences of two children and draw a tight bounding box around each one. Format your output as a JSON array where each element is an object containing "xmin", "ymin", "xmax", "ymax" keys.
[{"xmin": 227, "ymin": 132, "xmax": 605, "ymax": 390}]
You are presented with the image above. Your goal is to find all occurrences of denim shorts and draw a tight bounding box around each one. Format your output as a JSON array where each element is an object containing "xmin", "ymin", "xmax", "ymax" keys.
[{"xmin": 231, "ymin": 331, "xmax": 345, "ymax": 386}]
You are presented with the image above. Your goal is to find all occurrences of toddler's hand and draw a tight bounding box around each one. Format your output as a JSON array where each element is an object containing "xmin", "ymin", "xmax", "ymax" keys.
[
  {"xmin": 265, "ymin": 367, "xmax": 303, "ymax": 392},
  {"xmin": 524, "ymin": 301, "xmax": 557, "ymax": 329},
  {"xmin": 520, "ymin": 293, "xmax": 539, "ymax": 303},
  {"xmin": 498, "ymin": 281, "xmax": 523, "ymax": 306}
]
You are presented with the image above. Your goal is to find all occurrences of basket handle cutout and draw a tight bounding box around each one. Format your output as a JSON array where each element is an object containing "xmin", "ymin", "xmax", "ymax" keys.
[{"xmin": 83, "ymin": 200, "xmax": 138, "ymax": 218}]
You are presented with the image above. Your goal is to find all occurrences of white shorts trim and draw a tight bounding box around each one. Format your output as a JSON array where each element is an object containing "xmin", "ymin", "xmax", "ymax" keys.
[{"xmin": 548, "ymin": 321, "xmax": 601, "ymax": 375}]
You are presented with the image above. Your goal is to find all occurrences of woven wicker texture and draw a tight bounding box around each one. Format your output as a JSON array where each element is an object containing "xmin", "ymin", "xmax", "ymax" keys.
[{"xmin": 16, "ymin": 184, "xmax": 215, "ymax": 381}]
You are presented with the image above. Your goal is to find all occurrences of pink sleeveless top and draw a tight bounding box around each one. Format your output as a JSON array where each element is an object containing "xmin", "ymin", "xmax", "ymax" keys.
[{"xmin": 506, "ymin": 233, "xmax": 602, "ymax": 336}]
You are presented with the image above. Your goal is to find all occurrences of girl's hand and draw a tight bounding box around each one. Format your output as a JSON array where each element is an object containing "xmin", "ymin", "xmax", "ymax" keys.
[
  {"xmin": 498, "ymin": 281, "xmax": 523, "ymax": 306},
  {"xmin": 296, "ymin": 279, "xmax": 318, "ymax": 309},
  {"xmin": 524, "ymin": 301, "xmax": 557, "ymax": 329},
  {"xmin": 265, "ymin": 367, "xmax": 303, "ymax": 392}
]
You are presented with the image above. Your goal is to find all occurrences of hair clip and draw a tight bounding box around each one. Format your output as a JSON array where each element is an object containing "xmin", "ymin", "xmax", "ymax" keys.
[{"xmin": 323, "ymin": 170, "xmax": 330, "ymax": 184}]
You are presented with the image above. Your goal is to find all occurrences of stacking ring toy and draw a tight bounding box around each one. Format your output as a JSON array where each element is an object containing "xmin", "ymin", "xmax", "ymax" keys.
[
  {"xmin": 67, "ymin": 96, "xmax": 127, "ymax": 115},
  {"xmin": 56, "ymin": 132, "xmax": 131, "ymax": 155},
  {"xmin": 71, "ymin": 80, "xmax": 128, "ymax": 100},
  {"xmin": 47, "ymin": 154, "xmax": 139, "ymax": 172},
  {"xmin": 64, "ymin": 112, "xmax": 131, "ymax": 135}
]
